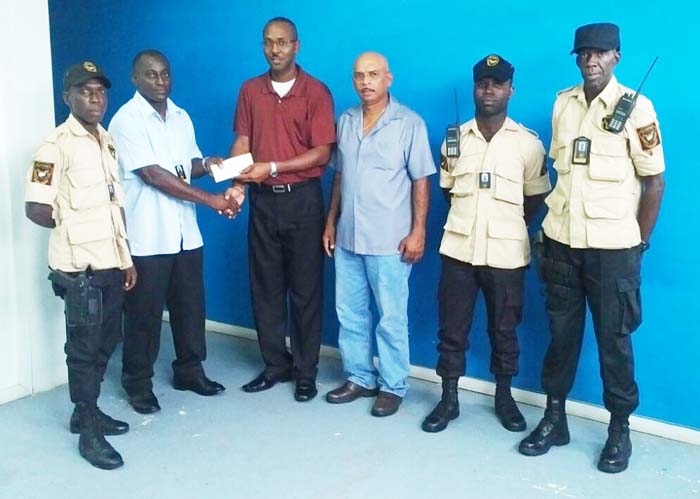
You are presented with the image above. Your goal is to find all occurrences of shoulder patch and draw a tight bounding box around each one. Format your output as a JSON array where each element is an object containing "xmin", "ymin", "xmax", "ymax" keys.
[
  {"xmin": 31, "ymin": 161, "xmax": 54, "ymax": 185},
  {"xmin": 637, "ymin": 123, "xmax": 661, "ymax": 151}
]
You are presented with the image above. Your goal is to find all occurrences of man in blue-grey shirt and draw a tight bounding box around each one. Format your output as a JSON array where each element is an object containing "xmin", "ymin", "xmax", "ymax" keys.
[{"xmin": 323, "ymin": 52, "xmax": 436, "ymax": 417}]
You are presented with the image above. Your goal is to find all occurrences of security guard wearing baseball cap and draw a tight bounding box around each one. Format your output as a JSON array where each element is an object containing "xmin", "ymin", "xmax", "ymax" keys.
[
  {"xmin": 422, "ymin": 54, "xmax": 551, "ymax": 434},
  {"xmin": 25, "ymin": 61, "xmax": 137, "ymax": 470},
  {"xmin": 518, "ymin": 24, "xmax": 666, "ymax": 474}
]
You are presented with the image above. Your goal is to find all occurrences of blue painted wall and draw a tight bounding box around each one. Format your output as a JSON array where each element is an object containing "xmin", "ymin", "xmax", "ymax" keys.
[{"xmin": 49, "ymin": 0, "xmax": 699, "ymax": 428}]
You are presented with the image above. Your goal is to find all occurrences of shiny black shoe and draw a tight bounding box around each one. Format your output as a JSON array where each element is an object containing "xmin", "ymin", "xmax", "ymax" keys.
[
  {"xmin": 294, "ymin": 380, "xmax": 318, "ymax": 402},
  {"xmin": 519, "ymin": 397, "xmax": 569, "ymax": 456},
  {"xmin": 371, "ymin": 392, "xmax": 403, "ymax": 417},
  {"xmin": 173, "ymin": 375, "xmax": 225, "ymax": 396},
  {"xmin": 70, "ymin": 407, "xmax": 129, "ymax": 435},
  {"xmin": 128, "ymin": 392, "xmax": 161, "ymax": 414},
  {"xmin": 241, "ymin": 371, "xmax": 293, "ymax": 393},
  {"xmin": 495, "ymin": 392, "xmax": 526, "ymax": 432},
  {"xmin": 598, "ymin": 421, "xmax": 632, "ymax": 473},
  {"xmin": 326, "ymin": 381, "xmax": 380, "ymax": 404}
]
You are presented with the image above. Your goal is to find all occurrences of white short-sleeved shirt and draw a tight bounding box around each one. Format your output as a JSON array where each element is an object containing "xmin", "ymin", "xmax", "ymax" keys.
[{"xmin": 109, "ymin": 92, "xmax": 203, "ymax": 256}]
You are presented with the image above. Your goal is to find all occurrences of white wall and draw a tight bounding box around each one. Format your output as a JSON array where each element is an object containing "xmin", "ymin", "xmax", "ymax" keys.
[{"xmin": 0, "ymin": 0, "xmax": 67, "ymax": 404}]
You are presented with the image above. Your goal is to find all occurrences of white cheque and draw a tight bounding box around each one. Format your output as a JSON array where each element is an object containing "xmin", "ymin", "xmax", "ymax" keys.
[{"xmin": 211, "ymin": 153, "xmax": 254, "ymax": 183}]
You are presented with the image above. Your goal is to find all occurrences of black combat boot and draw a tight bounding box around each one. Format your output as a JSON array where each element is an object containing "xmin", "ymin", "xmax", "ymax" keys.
[
  {"xmin": 598, "ymin": 415, "xmax": 632, "ymax": 473},
  {"xmin": 518, "ymin": 396, "xmax": 570, "ymax": 456},
  {"xmin": 70, "ymin": 405, "xmax": 129, "ymax": 435},
  {"xmin": 421, "ymin": 378, "xmax": 459, "ymax": 433},
  {"xmin": 76, "ymin": 402, "xmax": 124, "ymax": 470},
  {"xmin": 494, "ymin": 376, "xmax": 526, "ymax": 432}
]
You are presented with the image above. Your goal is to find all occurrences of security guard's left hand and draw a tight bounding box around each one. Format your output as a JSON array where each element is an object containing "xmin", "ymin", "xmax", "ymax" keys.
[
  {"xmin": 237, "ymin": 162, "xmax": 271, "ymax": 183},
  {"xmin": 123, "ymin": 266, "xmax": 138, "ymax": 291},
  {"xmin": 399, "ymin": 229, "xmax": 426, "ymax": 263}
]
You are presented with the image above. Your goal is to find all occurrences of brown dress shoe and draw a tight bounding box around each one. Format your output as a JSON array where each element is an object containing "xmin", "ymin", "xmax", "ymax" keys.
[
  {"xmin": 371, "ymin": 391, "xmax": 402, "ymax": 417},
  {"xmin": 326, "ymin": 381, "xmax": 379, "ymax": 404}
]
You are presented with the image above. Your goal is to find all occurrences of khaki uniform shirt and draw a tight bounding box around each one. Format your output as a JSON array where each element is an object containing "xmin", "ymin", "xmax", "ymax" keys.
[
  {"xmin": 25, "ymin": 114, "xmax": 132, "ymax": 272},
  {"xmin": 542, "ymin": 76, "xmax": 665, "ymax": 249},
  {"xmin": 439, "ymin": 117, "xmax": 551, "ymax": 269}
]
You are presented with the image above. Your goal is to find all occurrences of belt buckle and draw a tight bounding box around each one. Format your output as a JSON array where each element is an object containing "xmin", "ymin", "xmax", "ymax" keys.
[{"xmin": 272, "ymin": 184, "xmax": 288, "ymax": 193}]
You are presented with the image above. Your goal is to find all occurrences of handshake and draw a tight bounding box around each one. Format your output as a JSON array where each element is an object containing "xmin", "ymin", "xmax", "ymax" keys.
[{"xmin": 207, "ymin": 184, "xmax": 246, "ymax": 220}]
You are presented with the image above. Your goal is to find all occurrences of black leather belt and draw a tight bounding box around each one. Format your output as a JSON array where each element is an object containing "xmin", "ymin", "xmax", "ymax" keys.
[{"xmin": 253, "ymin": 178, "xmax": 317, "ymax": 194}]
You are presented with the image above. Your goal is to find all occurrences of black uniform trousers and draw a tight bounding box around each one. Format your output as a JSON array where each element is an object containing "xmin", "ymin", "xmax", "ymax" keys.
[
  {"xmin": 53, "ymin": 268, "xmax": 124, "ymax": 404},
  {"xmin": 436, "ymin": 255, "xmax": 524, "ymax": 379},
  {"xmin": 122, "ymin": 247, "xmax": 206, "ymax": 396},
  {"xmin": 248, "ymin": 179, "xmax": 324, "ymax": 382},
  {"xmin": 540, "ymin": 236, "xmax": 642, "ymax": 417}
]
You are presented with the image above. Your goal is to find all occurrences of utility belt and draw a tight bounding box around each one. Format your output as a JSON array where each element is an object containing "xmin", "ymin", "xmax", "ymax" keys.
[{"xmin": 49, "ymin": 269, "xmax": 108, "ymax": 327}]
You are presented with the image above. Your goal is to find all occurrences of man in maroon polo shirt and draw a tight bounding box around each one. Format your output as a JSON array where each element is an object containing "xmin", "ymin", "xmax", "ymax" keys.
[{"xmin": 227, "ymin": 16, "xmax": 335, "ymax": 402}]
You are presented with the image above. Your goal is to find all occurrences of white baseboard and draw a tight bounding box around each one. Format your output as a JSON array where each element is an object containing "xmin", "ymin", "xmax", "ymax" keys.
[
  {"xmin": 163, "ymin": 313, "xmax": 700, "ymax": 446},
  {"xmin": 0, "ymin": 384, "xmax": 31, "ymax": 405}
]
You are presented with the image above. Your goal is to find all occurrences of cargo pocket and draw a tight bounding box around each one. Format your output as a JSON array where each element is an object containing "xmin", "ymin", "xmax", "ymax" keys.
[
  {"xmin": 617, "ymin": 275, "xmax": 642, "ymax": 335},
  {"xmin": 542, "ymin": 258, "xmax": 574, "ymax": 314}
]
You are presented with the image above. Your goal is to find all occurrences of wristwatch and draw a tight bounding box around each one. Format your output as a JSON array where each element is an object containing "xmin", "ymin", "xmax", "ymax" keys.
[
  {"xmin": 640, "ymin": 240, "xmax": 650, "ymax": 252},
  {"xmin": 269, "ymin": 161, "xmax": 279, "ymax": 178}
]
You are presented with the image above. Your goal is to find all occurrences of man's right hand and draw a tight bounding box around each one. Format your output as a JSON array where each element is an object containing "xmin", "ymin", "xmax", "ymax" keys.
[
  {"xmin": 209, "ymin": 192, "xmax": 240, "ymax": 219},
  {"xmin": 322, "ymin": 223, "xmax": 336, "ymax": 257}
]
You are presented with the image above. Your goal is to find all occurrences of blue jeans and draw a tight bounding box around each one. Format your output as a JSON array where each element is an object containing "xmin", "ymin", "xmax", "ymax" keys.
[{"xmin": 335, "ymin": 247, "xmax": 412, "ymax": 397}]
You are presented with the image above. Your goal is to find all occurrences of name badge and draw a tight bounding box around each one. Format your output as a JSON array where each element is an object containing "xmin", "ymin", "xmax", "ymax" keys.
[
  {"xmin": 108, "ymin": 183, "xmax": 115, "ymax": 201},
  {"xmin": 572, "ymin": 137, "xmax": 591, "ymax": 165},
  {"xmin": 479, "ymin": 172, "xmax": 491, "ymax": 189},
  {"xmin": 175, "ymin": 164, "xmax": 187, "ymax": 180}
]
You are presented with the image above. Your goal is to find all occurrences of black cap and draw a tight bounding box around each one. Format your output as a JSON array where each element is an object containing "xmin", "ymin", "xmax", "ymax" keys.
[
  {"xmin": 62, "ymin": 61, "xmax": 111, "ymax": 90},
  {"xmin": 571, "ymin": 23, "xmax": 620, "ymax": 54},
  {"xmin": 473, "ymin": 54, "xmax": 514, "ymax": 82}
]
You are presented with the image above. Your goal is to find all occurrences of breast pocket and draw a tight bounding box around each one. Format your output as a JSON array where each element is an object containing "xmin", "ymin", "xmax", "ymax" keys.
[
  {"xmin": 588, "ymin": 135, "xmax": 630, "ymax": 181},
  {"xmin": 494, "ymin": 161, "xmax": 523, "ymax": 205},
  {"xmin": 449, "ymin": 153, "xmax": 481, "ymax": 197},
  {"xmin": 66, "ymin": 167, "xmax": 109, "ymax": 210}
]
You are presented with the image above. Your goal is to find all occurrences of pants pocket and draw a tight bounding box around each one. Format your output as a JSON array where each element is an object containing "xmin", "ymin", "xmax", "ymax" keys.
[{"xmin": 616, "ymin": 275, "xmax": 642, "ymax": 335}]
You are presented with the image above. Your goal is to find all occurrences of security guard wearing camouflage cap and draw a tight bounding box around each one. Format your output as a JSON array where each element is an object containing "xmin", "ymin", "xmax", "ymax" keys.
[
  {"xmin": 421, "ymin": 55, "xmax": 550, "ymax": 434},
  {"xmin": 25, "ymin": 61, "xmax": 137, "ymax": 470},
  {"xmin": 518, "ymin": 23, "xmax": 666, "ymax": 474}
]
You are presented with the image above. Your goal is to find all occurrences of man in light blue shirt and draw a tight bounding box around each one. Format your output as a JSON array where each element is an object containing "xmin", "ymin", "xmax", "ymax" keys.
[
  {"xmin": 323, "ymin": 52, "xmax": 436, "ymax": 417},
  {"xmin": 109, "ymin": 49, "xmax": 241, "ymax": 414}
]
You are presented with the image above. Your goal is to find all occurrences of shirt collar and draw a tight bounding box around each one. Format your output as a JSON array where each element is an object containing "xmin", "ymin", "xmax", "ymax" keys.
[
  {"xmin": 570, "ymin": 75, "xmax": 619, "ymax": 108},
  {"xmin": 464, "ymin": 116, "xmax": 519, "ymax": 139},
  {"xmin": 132, "ymin": 90, "xmax": 181, "ymax": 120},
  {"xmin": 348, "ymin": 93, "xmax": 401, "ymax": 119},
  {"xmin": 66, "ymin": 113, "xmax": 108, "ymax": 140},
  {"xmin": 263, "ymin": 65, "xmax": 307, "ymax": 97}
]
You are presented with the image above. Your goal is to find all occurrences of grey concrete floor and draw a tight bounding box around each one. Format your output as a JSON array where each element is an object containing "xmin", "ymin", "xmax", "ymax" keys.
[{"xmin": 1, "ymin": 326, "xmax": 698, "ymax": 499}]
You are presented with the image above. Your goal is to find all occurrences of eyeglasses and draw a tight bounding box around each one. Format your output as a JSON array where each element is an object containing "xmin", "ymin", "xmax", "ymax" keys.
[
  {"xmin": 262, "ymin": 39, "xmax": 297, "ymax": 49},
  {"xmin": 352, "ymin": 71, "xmax": 386, "ymax": 82}
]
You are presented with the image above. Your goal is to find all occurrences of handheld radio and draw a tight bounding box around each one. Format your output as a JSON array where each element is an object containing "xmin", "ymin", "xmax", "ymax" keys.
[
  {"xmin": 445, "ymin": 88, "xmax": 461, "ymax": 157},
  {"xmin": 603, "ymin": 56, "xmax": 659, "ymax": 133}
]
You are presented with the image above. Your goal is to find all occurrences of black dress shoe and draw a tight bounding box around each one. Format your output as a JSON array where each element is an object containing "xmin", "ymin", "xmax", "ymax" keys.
[
  {"xmin": 326, "ymin": 381, "xmax": 380, "ymax": 404},
  {"xmin": 174, "ymin": 375, "xmax": 225, "ymax": 396},
  {"xmin": 495, "ymin": 393, "xmax": 527, "ymax": 432},
  {"xmin": 70, "ymin": 407, "xmax": 129, "ymax": 435},
  {"xmin": 242, "ymin": 371, "xmax": 293, "ymax": 393},
  {"xmin": 598, "ymin": 422, "xmax": 632, "ymax": 473},
  {"xmin": 128, "ymin": 392, "xmax": 161, "ymax": 414},
  {"xmin": 294, "ymin": 380, "xmax": 318, "ymax": 402},
  {"xmin": 371, "ymin": 392, "xmax": 403, "ymax": 417}
]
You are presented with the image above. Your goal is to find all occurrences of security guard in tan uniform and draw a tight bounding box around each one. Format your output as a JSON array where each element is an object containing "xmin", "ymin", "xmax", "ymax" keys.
[
  {"xmin": 518, "ymin": 24, "xmax": 665, "ymax": 474},
  {"xmin": 422, "ymin": 55, "xmax": 551, "ymax": 434},
  {"xmin": 25, "ymin": 61, "xmax": 137, "ymax": 470}
]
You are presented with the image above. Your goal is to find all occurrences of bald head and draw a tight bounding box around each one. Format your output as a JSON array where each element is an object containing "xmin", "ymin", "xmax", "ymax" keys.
[{"xmin": 354, "ymin": 52, "xmax": 389, "ymax": 72}]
